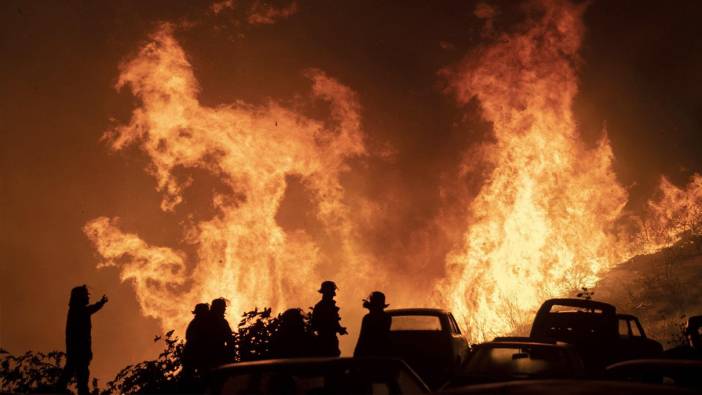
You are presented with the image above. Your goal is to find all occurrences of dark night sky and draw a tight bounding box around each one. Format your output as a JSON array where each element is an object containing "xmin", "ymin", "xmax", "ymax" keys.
[{"xmin": 2, "ymin": 0, "xmax": 702, "ymax": 381}]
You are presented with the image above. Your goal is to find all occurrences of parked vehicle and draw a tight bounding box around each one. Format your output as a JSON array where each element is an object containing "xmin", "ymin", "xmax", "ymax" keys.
[
  {"xmin": 664, "ymin": 315, "xmax": 702, "ymax": 359},
  {"xmin": 530, "ymin": 298, "xmax": 663, "ymax": 374},
  {"xmin": 441, "ymin": 379, "xmax": 697, "ymax": 394},
  {"xmin": 209, "ymin": 357, "xmax": 430, "ymax": 395},
  {"xmin": 441, "ymin": 341, "xmax": 585, "ymax": 390},
  {"xmin": 530, "ymin": 298, "xmax": 618, "ymax": 374},
  {"xmin": 606, "ymin": 359, "xmax": 702, "ymax": 391},
  {"xmin": 688, "ymin": 315, "xmax": 702, "ymax": 340},
  {"xmin": 617, "ymin": 314, "xmax": 663, "ymax": 360},
  {"xmin": 386, "ymin": 308, "xmax": 469, "ymax": 388}
]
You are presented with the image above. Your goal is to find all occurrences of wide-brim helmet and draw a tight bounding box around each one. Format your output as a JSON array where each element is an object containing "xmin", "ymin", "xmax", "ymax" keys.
[
  {"xmin": 363, "ymin": 291, "xmax": 389, "ymax": 309},
  {"xmin": 192, "ymin": 303, "xmax": 209, "ymax": 315},
  {"xmin": 318, "ymin": 280, "xmax": 338, "ymax": 294}
]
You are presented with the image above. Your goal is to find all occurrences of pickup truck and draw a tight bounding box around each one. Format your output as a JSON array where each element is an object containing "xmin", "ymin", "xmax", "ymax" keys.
[
  {"xmin": 386, "ymin": 308, "xmax": 469, "ymax": 389},
  {"xmin": 617, "ymin": 314, "xmax": 663, "ymax": 360},
  {"xmin": 442, "ymin": 340, "xmax": 585, "ymax": 390},
  {"xmin": 530, "ymin": 298, "xmax": 661, "ymax": 374},
  {"xmin": 663, "ymin": 315, "xmax": 702, "ymax": 359}
]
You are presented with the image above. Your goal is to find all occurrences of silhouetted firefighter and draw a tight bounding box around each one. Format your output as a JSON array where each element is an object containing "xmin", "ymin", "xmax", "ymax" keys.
[
  {"xmin": 207, "ymin": 298, "xmax": 235, "ymax": 365},
  {"xmin": 183, "ymin": 303, "xmax": 210, "ymax": 377},
  {"xmin": 271, "ymin": 308, "xmax": 313, "ymax": 358},
  {"xmin": 354, "ymin": 291, "xmax": 392, "ymax": 357},
  {"xmin": 58, "ymin": 285, "xmax": 108, "ymax": 395},
  {"xmin": 311, "ymin": 281, "xmax": 347, "ymax": 356}
]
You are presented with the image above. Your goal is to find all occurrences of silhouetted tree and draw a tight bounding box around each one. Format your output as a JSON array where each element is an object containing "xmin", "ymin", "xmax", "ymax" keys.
[
  {"xmin": 234, "ymin": 308, "xmax": 280, "ymax": 361},
  {"xmin": 235, "ymin": 307, "xmax": 280, "ymax": 361},
  {"xmin": 234, "ymin": 307, "xmax": 315, "ymax": 361},
  {"xmin": 0, "ymin": 349, "xmax": 85, "ymax": 393},
  {"xmin": 102, "ymin": 330, "xmax": 184, "ymax": 394},
  {"xmin": 0, "ymin": 307, "xmax": 314, "ymax": 394}
]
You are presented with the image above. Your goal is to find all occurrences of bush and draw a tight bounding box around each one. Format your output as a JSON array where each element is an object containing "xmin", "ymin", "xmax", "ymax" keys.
[
  {"xmin": 234, "ymin": 307, "xmax": 280, "ymax": 361},
  {"xmin": 0, "ymin": 307, "xmax": 314, "ymax": 394},
  {"xmin": 102, "ymin": 330, "xmax": 184, "ymax": 394},
  {"xmin": 0, "ymin": 349, "xmax": 71, "ymax": 393}
]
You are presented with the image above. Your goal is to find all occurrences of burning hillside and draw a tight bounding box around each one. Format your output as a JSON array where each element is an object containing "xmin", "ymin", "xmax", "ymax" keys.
[
  {"xmin": 438, "ymin": 1, "xmax": 702, "ymax": 342},
  {"xmin": 596, "ymin": 233, "xmax": 702, "ymax": 347}
]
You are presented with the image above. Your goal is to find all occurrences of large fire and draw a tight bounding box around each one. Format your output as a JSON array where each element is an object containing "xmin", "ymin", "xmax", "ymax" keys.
[
  {"xmin": 84, "ymin": 24, "xmax": 371, "ymax": 332},
  {"xmin": 85, "ymin": 1, "xmax": 702, "ymax": 344},
  {"xmin": 439, "ymin": 1, "xmax": 702, "ymax": 341},
  {"xmin": 438, "ymin": 2, "xmax": 630, "ymax": 341}
]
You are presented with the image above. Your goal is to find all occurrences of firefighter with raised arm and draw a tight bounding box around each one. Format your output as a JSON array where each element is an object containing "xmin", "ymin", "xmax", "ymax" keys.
[
  {"xmin": 311, "ymin": 280, "xmax": 347, "ymax": 356},
  {"xmin": 59, "ymin": 285, "xmax": 108, "ymax": 395}
]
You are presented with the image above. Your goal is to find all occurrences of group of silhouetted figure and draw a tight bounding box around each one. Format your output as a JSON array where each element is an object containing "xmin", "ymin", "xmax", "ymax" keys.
[
  {"xmin": 57, "ymin": 281, "xmax": 395, "ymax": 394},
  {"xmin": 182, "ymin": 298, "xmax": 235, "ymax": 380},
  {"xmin": 58, "ymin": 281, "xmax": 702, "ymax": 394},
  {"xmin": 181, "ymin": 280, "xmax": 394, "ymax": 379}
]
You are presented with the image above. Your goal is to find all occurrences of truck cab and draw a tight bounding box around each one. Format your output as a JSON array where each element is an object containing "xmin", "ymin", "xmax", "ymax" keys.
[
  {"xmin": 385, "ymin": 308, "xmax": 469, "ymax": 389},
  {"xmin": 530, "ymin": 298, "xmax": 619, "ymax": 374},
  {"xmin": 530, "ymin": 299, "xmax": 663, "ymax": 375},
  {"xmin": 616, "ymin": 314, "xmax": 663, "ymax": 360}
]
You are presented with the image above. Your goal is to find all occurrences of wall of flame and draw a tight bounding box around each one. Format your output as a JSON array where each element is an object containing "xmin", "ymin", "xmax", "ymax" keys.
[
  {"xmin": 84, "ymin": 1, "xmax": 702, "ymax": 344},
  {"xmin": 84, "ymin": 25, "xmax": 373, "ymax": 333}
]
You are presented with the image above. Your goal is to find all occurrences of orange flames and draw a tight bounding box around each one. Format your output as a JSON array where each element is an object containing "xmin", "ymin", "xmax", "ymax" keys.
[
  {"xmin": 84, "ymin": 25, "xmax": 370, "ymax": 332},
  {"xmin": 633, "ymin": 175, "xmax": 702, "ymax": 254},
  {"xmin": 439, "ymin": 1, "xmax": 630, "ymax": 341},
  {"xmin": 439, "ymin": 1, "xmax": 702, "ymax": 342},
  {"xmin": 86, "ymin": 2, "xmax": 702, "ymax": 344}
]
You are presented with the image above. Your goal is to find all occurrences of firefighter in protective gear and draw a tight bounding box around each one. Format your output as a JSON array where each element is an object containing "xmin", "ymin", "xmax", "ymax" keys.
[
  {"xmin": 311, "ymin": 281, "xmax": 347, "ymax": 356},
  {"xmin": 59, "ymin": 285, "xmax": 108, "ymax": 395},
  {"xmin": 354, "ymin": 291, "xmax": 392, "ymax": 357}
]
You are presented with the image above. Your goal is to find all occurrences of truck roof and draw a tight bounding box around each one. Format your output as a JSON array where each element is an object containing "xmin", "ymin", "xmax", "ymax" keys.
[
  {"xmin": 216, "ymin": 357, "xmax": 408, "ymax": 370},
  {"xmin": 385, "ymin": 308, "xmax": 450, "ymax": 316},
  {"xmin": 538, "ymin": 298, "xmax": 616, "ymax": 314},
  {"xmin": 476, "ymin": 340, "xmax": 574, "ymax": 349}
]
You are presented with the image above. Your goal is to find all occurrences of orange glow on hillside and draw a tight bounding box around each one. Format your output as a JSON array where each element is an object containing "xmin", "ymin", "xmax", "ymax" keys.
[
  {"xmin": 439, "ymin": 1, "xmax": 630, "ymax": 341},
  {"xmin": 438, "ymin": 1, "xmax": 702, "ymax": 342}
]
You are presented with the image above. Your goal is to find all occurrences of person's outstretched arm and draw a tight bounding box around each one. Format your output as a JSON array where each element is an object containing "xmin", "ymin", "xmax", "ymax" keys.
[{"xmin": 87, "ymin": 295, "xmax": 108, "ymax": 314}]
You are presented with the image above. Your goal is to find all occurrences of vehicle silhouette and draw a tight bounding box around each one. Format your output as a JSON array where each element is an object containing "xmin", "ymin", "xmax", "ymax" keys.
[
  {"xmin": 385, "ymin": 308, "xmax": 468, "ymax": 389},
  {"xmin": 209, "ymin": 357, "xmax": 429, "ymax": 394},
  {"xmin": 530, "ymin": 298, "xmax": 617, "ymax": 375},
  {"xmin": 616, "ymin": 314, "xmax": 663, "ymax": 360},
  {"xmin": 441, "ymin": 340, "xmax": 585, "ymax": 390},
  {"xmin": 442, "ymin": 378, "xmax": 697, "ymax": 394},
  {"xmin": 606, "ymin": 359, "xmax": 702, "ymax": 391}
]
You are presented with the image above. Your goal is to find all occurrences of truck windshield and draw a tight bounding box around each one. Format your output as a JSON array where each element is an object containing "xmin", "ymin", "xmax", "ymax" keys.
[
  {"xmin": 549, "ymin": 305, "xmax": 604, "ymax": 314},
  {"xmin": 466, "ymin": 346, "xmax": 568, "ymax": 377},
  {"xmin": 390, "ymin": 315, "xmax": 441, "ymax": 331}
]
